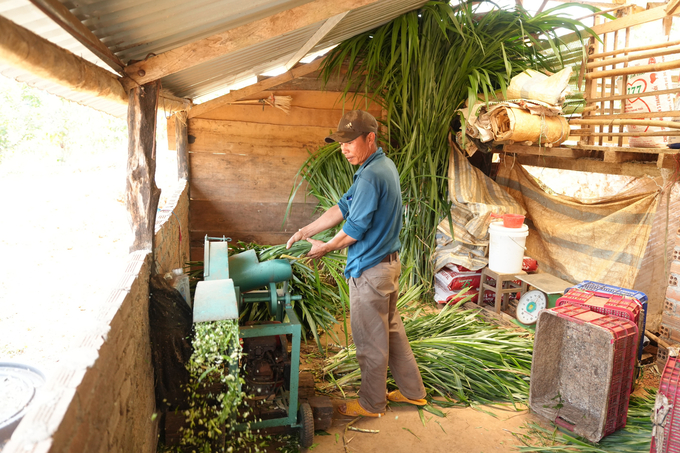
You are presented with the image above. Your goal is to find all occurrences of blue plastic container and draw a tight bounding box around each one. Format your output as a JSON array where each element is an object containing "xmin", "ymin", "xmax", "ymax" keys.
[{"xmin": 565, "ymin": 280, "xmax": 648, "ymax": 360}]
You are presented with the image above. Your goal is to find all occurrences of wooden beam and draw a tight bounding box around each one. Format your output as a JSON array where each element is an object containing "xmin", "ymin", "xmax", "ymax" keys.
[
  {"xmin": 514, "ymin": 154, "xmax": 663, "ymax": 177},
  {"xmin": 570, "ymin": 119, "xmax": 680, "ymax": 129},
  {"xmin": 588, "ymin": 86, "xmax": 680, "ymax": 104},
  {"xmin": 127, "ymin": 81, "xmax": 162, "ymax": 253},
  {"xmin": 667, "ymin": 0, "xmax": 680, "ymax": 16},
  {"xmin": 586, "ymin": 57, "xmax": 680, "ymax": 80},
  {"xmin": 0, "ymin": 14, "xmax": 127, "ymax": 105},
  {"xmin": 159, "ymin": 88, "xmax": 193, "ymax": 114},
  {"xmin": 569, "ymin": 130, "xmax": 680, "ymax": 137},
  {"xmin": 28, "ymin": 0, "xmax": 125, "ymax": 74},
  {"xmin": 591, "ymin": 5, "xmax": 666, "ymax": 33},
  {"xmin": 572, "ymin": 144, "xmax": 678, "ymax": 154},
  {"xmin": 188, "ymin": 58, "xmax": 323, "ymax": 119},
  {"xmin": 545, "ymin": 0, "xmax": 620, "ymax": 8},
  {"xmin": 586, "ymin": 45, "xmax": 680, "ymax": 69},
  {"xmin": 284, "ymin": 11, "xmax": 348, "ymax": 70},
  {"xmin": 503, "ymin": 144, "xmax": 596, "ymax": 159},
  {"xmin": 175, "ymin": 111, "xmax": 189, "ymax": 181},
  {"xmin": 576, "ymin": 3, "xmax": 633, "ymax": 21},
  {"xmin": 583, "ymin": 111, "xmax": 680, "ymax": 120},
  {"xmin": 559, "ymin": 5, "xmax": 667, "ymax": 46},
  {"xmin": 589, "ymin": 38, "xmax": 680, "ymax": 60},
  {"xmin": 124, "ymin": 0, "xmax": 381, "ymax": 85}
]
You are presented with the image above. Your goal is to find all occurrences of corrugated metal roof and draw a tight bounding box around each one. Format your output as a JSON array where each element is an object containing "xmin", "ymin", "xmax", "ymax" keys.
[
  {"xmin": 312, "ymin": 0, "xmax": 429, "ymax": 52},
  {"xmin": 73, "ymin": 0, "xmax": 318, "ymax": 62},
  {"xmin": 162, "ymin": 22, "xmax": 320, "ymax": 100},
  {"xmin": 0, "ymin": 0, "xmax": 429, "ymax": 116}
]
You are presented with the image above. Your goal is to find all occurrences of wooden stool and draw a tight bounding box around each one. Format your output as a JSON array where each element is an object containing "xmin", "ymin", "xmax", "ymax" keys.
[{"xmin": 479, "ymin": 268, "xmax": 527, "ymax": 314}]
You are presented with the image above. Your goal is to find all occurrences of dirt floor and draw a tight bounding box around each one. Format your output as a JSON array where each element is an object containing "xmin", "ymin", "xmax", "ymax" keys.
[
  {"xmin": 294, "ymin": 305, "xmax": 663, "ymax": 453},
  {"xmin": 293, "ymin": 315, "xmax": 541, "ymax": 453},
  {"xmin": 311, "ymin": 401, "xmax": 539, "ymax": 453}
]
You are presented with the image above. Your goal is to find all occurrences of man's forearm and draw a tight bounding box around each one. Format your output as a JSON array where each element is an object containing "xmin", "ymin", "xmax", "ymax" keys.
[
  {"xmin": 306, "ymin": 228, "xmax": 357, "ymax": 259},
  {"xmin": 324, "ymin": 229, "xmax": 356, "ymax": 253},
  {"xmin": 299, "ymin": 205, "xmax": 344, "ymax": 238}
]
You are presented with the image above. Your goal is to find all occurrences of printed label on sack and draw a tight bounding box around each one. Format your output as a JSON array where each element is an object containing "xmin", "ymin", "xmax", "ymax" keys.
[{"xmin": 624, "ymin": 57, "xmax": 674, "ymax": 148}]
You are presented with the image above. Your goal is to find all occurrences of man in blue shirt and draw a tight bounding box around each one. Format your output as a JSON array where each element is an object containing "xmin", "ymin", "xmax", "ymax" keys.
[{"xmin": 286, "ymin": 110, "xmax": 426, "ymax": 417}]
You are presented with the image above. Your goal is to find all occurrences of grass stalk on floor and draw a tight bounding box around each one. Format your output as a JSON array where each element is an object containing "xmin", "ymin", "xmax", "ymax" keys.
[
  {"xmin": 323, "ymin": 300, "xmax": 534, "ymax": 405},
  {"xmin": 513, "ymin": 389, "xmax": 655, "ymax": 452}
]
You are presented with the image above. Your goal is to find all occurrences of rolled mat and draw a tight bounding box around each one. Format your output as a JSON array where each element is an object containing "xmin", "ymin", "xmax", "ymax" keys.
[{"xmin": 490, "ymin": 106, "xmax": 569, "ymax": 146}]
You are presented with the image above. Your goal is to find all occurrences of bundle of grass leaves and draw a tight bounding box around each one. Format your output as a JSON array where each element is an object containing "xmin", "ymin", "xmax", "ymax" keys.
[
  {"xmin": 184, "ymin": 233, "xmax": 348, "ymax": 353},
  {"xmin": 227, "ymin": 232, "xmax": 348, "ymax": 352},
  {"xmin": 514, "ymin": 389, "xmax": 655, "ymax": 452},
  {"xmin": 323, "ymin": 299, "xmax": 534, "ymax": 405}
]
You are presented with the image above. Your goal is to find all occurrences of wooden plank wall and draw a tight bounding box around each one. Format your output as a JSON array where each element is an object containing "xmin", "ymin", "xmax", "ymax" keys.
[{"xmin": 168, "ymin": 72, "xmax": 381, "ymax": 260}]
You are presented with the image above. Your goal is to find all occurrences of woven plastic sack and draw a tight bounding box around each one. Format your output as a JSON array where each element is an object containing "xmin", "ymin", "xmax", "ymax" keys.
[
  {"xmin": 624, "ymin": 57, "xmax": 674, "ymax": 148},
  {"xmin": 506, "ymin": 67, "xmax": 573, "ymax": 105},
  {"xmin": 490, "ymin": 106, "xmax": 569, "ymax": 146}
]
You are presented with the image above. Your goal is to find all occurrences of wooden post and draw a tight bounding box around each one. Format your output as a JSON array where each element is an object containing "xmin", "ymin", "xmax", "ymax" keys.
[
  {"xmin": 127, "ymin": 81, "xmax": 162, "ymax": 253},
  {"xmin": 175, "ymin": 111, "xmax": 189, "ymax": 181}
]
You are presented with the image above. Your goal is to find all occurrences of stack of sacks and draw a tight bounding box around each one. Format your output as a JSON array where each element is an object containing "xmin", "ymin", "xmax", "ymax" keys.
[
  {"xmin": 434, "ymin": 258, "xmax": 538, "ymax": 305},
  {"xmin": 434, "ymin": 264, "xmax": 494, "ymax": 305},
  {"xmin": 459, "ymin": 67, "xmax": 573, "ymax": 152}
]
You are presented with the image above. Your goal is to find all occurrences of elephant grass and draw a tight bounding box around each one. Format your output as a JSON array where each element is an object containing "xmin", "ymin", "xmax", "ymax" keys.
[{"xmin": 298, "ymin": 1, "xmax": 596, "ymax": 288}]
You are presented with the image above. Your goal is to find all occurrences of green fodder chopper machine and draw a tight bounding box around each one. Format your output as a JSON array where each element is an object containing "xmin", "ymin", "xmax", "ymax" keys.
[{"xmin": 193, "ymin": 236, "xmax": 315, "ymax": 447}]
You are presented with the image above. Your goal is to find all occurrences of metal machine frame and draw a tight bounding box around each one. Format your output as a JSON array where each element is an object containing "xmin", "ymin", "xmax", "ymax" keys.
[{"xmin": 193, "ymin": 236, "xmax": 310, "ymax": 438}]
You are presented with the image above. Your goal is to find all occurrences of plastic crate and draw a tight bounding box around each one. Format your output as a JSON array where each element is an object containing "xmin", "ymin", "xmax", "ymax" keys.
[
  {"xmin": 651, "ymin": 355, "xmax": 680, "ymax": 453},
  {"xmin": 564, "ymin": 281, "xmax": 647, "ymax": 360},
  {"xmin": 557, "ymin": 289, "xmax": 641, "ymax": 321},
  {"xmin": 565, "ymin": 280, "xmax": 648, "ymax": 303},
  {"xmin": 530, "ymin": 304, "xmax": 638, "ymax": 442},
  {"xmin": 556, "ymin": 290, "xmax": 641, "ymax": 354}
]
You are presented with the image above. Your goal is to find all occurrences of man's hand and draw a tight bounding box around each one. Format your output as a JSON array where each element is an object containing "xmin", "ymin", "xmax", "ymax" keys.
[
  {"xmin": 286, "ymin": 229, "xmax": 305, "ymax": 250},
  {"xmin": 306, "ymin": 238, "xmax": 328, "ymax": 259}
]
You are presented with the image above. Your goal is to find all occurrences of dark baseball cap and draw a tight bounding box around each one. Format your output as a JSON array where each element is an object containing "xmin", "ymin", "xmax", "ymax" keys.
[{"xmin": 325, "ymin": 110, "xmax": 378, "ymax": 143}]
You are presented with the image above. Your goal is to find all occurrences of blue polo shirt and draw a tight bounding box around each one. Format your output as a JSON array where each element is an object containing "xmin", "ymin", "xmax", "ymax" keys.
[{"xmin": 337, "ymin": 148, "xmax": 402, "ymax": 278}]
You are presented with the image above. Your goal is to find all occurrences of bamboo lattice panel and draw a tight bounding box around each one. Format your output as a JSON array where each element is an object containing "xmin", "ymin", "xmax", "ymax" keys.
[{"xmin": 577, "ymin": 5, "xmax": 680, "ymax": 157}]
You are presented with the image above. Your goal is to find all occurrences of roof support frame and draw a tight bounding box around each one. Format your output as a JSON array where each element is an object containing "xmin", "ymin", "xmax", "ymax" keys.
[
  {"xmin": 124, "ymin": 0, "xmax": 382, "ymax": 85},
  {"xmin": 27, "ymin": 0, "xmax": 126, "ymax": 74},
  {"xmin": 0, "ymin": 14, "xmax": 128, "ymax": 106},
  {"xmin": 188, "ymin": 58, "xmax": 323, "ymax": 119},
  {"xmin": 0, "ymin": 15, "xmax": 191, "ymax": 115},
  {"xmin": 284, "ymin": 11, "xmax": 348, "ymax": 70}
]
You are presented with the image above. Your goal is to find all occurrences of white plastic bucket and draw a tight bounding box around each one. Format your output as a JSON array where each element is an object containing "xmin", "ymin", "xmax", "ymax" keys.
[{"xmin": 488, "ymin": 223, "xmax": 529, "ymax": 274}]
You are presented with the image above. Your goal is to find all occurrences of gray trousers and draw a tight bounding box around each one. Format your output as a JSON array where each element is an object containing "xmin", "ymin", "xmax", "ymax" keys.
[{"xmin": 348, "ymin": 258, "xmax": 426, "ymax": 413}]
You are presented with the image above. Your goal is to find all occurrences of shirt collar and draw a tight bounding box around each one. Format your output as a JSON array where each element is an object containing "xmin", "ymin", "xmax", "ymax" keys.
[{"xmin": 354, "ymin": 147, "xmax": 384, "ymax": 180}]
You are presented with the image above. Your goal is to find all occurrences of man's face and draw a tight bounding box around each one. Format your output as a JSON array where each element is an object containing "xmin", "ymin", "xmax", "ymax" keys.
[{"xmin": 340, "ymin": 133, "xmax": 375, "ymax": 166}]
